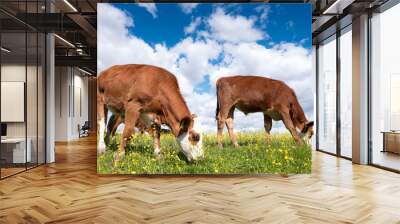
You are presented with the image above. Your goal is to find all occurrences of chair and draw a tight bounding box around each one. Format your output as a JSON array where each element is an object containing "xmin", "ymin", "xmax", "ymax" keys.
[{"xmin": 79, "ymin": 121, "xmax": 90, "ymax": 138}]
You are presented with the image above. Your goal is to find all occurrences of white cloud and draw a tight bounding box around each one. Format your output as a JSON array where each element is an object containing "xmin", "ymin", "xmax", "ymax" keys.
[
  {"xmin": 184, "ymin": 17, "xmax": 202, "ymax": 34},
  {"xmin": 209, "ymin": 42, "xmax": 312, "ymax": 84},
  {"xmin": 179, "ymin": 3, "xmax": 199, "ymax": 14},
  {"xmin": 172, "ymin": 37, "xmax": 221, "ymax": 85},
  {"xmin": 98, "ymin": 3, "xmax": 133, "ymax": 35},
  {"xmin": 207, "ymin": 8, "xmax": 265, "ymax": 43},
  {"xmin": 137, "ymin": 3, "xmax": 157, "ymax": 18},
  {"xmin": 98, "ymin": 4, "xmax": 313, "ymax": 133},
  {"xmin": 255, "ymin": 5, "xmax": 270, "ymax": 24}
]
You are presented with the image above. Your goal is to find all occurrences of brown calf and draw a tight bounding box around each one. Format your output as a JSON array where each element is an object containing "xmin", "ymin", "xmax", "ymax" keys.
[
  {"xmin": 215, "ymin": 76, "xmax": 314, "ymax": 147},
  {"xmin": 97, "ymin": 64, "xmax": 203, "ymax": 162}
]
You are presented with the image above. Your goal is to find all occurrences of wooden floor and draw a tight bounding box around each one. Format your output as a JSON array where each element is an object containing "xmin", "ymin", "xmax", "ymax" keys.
[
  {"xmin": 1, "ymin": 136, "xmax": 400, "ymax": 223},
  {"xmin": 372, "ymin": 150, "xmax": 400, "ymax": 171}
]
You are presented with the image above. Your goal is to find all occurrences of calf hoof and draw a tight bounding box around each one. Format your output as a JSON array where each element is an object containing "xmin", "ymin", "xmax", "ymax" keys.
[
  {"xmin": 217, "ymin": 143, "xmax": 223, "ymax": 148},
  {"xmin": 98, "ymin": 143, "xmax": 106, "ymax": 155},
  {"xmin": 233, "ymin": 143, "xmax": 239, "ymax": 148},
  {"xmin": 154, "ymin": 153, "xmax": 162, "ymax": 160},
  {"xmin": 113, "ymin": 151, "xmax": 125, "ymax": 166},
  {"xmin": 279, "ymin": 173, "xmax": 289, "ymax": 178}
]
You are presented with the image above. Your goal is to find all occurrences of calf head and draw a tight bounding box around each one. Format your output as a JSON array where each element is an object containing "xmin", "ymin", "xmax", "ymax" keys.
[
  {"xmin": 300, "ymin": 121, "xmax": 314, "ymax": 145},
  {"xmin": 177, "ymin": 114, "xmax": 204, "ymax": 162}
]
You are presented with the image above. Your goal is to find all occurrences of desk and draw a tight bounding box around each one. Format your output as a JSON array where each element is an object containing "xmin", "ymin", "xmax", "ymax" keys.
[
  {"xmin": 382, "ymin": 131, "xmax": 400, "ymax": 154},
  {"xmin": 1, "ymin": 138, "xmax": 31, "ymax": 163}
]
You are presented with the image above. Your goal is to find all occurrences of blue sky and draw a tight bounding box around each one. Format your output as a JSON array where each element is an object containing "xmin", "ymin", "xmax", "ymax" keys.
[
  {"xmin": 98, "ymin": 3, "xmax": 313, "ymax": 132},
  {"xmin": 113, "ymin": 3, "xmax": 311, "ymax": 48}
]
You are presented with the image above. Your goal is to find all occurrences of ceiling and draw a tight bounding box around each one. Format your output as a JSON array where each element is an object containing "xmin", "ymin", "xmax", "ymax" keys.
[
  {"xmin": 1, "ymin": 0, "xmax": 98, "ymax": 74},
  {"xmin": 311, "ymin": 0, "xmax": 390, "ymax": 43},
  {"xmin": 0, "ymin": 0, "xmax": 393, "ymax": 74}
]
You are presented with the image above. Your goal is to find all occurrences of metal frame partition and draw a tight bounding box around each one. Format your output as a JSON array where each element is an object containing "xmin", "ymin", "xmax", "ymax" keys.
[
  {"xmin": 315, "ymin": 17, "xmax": 353, "ymax": 161},
  {"xmin": 315, "ymin": 0, "xmax": 400, "ymax": 173},
  {"xmin": 0, "ymin": 0, "xmax": 47, "ymax": 180},
  {"xmin": 367, "ymin": 0, "xmax": 400, "ymax": 173}
]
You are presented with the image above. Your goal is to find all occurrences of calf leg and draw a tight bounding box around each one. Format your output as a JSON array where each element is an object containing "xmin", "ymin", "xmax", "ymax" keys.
[
  {"xmin": 216, "ymin": 107, "xmax": 228, "ymax": 148},
  {"xmin": 217, "ymin": 105, "xmax": 234, "ymax": 148},
  {"xmin": 97, "ymin": 91, "xmax": 106, "ymax": 155},
  {"xmin": 114, "ymin": 103, "xmax": 140, "ymax": 163},
  {"xmin": 264, "ymin": 114, "xmax": 272, "ymax": 142},
  {"xmin": 106, "ymin": 114, "xmax": 121, "ymax": 146},
  {"xmin": 152, "ymin": 124, "xmax": 161, "ymax": 158},
  {"xmin": 217, "ymin": 118, "xmax": 225, "ymax": 148},
  {"xmin": 111, "ymin": 116, "xmax": 123, "ymax": 137},
  {"xmin": 280, "ymin": 110, "xmax": 302, "ymax": 144},
  {"xmin": 225, "ymin": 108, "xmax": 238, "ymax": 147}
]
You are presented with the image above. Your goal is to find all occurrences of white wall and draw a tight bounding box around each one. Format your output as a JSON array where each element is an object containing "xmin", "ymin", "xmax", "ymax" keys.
[
  {"xmin": 1, "ymin": 63, "xmax": 46, "ymax": 164},
  {"xmin": 1, "ymin": 65, "xmax": 40, "ymax": 138},
  {"xmin": 1, "ymin": 65, "xmax": 26, "ymax": 138},
  {"xmin": 55, "ymin": 67, "xmax": 89, "ymax": 141},
  {"xmin": 55, "ymin": 66, "xmax": 69, "ymax": 141}
]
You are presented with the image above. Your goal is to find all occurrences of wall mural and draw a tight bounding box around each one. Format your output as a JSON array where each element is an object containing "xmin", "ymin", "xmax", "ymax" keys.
[{"xmin": 97, "ymin": 3, "xmax": 313, "ymax": 174}]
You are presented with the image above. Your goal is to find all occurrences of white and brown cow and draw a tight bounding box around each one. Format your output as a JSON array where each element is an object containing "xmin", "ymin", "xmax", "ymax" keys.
[
  {"xmin": 216, "ymin": 76, "xmax": 314, "ymax": 147},
  {"xmin": 97, "ymin": 64, "xmax": 204, "ymax": 163}
]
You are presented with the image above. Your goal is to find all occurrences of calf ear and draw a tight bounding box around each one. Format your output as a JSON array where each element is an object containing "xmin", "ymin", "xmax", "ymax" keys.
[
  {"xmin": 302, "ymin": 121, "xmax": 314, "ymax": 133},
  {"xmin": 179, "ymin": 117, "xmax": 191, "ymax": 133}
]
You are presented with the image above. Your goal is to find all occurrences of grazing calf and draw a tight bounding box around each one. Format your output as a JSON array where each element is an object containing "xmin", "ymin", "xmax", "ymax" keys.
[
  {"xmin": 98, "ymin": 64, "xmax": 203, "ymax": 162},
  {"xmin": 216, "ymin": 76, "xmax": 314, "ymax": 147}
]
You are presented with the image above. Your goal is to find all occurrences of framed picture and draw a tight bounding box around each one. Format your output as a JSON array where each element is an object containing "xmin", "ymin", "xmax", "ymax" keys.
[{"xmin": 97, "ymin": 3, "xmax": 313, "ymax": 175}]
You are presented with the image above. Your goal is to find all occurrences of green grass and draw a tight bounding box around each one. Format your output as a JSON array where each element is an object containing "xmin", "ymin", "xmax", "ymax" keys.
[{"xmin": 97, "ymin": 132, "xmax": 312, "ymax": 175}]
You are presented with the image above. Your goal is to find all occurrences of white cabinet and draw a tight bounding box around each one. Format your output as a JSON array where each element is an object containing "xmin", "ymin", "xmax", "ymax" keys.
[{"xmin": 1, "ymin": 138, "xmax": 32, "ymax": 163}]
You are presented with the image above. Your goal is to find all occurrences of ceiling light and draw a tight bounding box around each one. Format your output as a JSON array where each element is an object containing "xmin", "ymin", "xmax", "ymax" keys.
[
  {"xmin": 54, "ymin": 34, "xmax": 75, "ymax": 48},
  {"xmin": 63, "ymin": 0, "xmax": 78, "ymax": 12},
  {"xmin": 323, "ymin": 0, "xmax": 341, "ymax": 14},
  {"xmin": 1, "ymin": 47, "xmax": 11, "ymax": 53},
  {"xmin": 322, "ymin": 0, "xmax": 355, "ymax": 15},
  {"xmin": 78, "ymin": 67, "xmax": 93, "ymax": 76}
]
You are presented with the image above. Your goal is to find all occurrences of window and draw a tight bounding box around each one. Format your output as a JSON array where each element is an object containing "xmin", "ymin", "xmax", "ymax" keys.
[
  {"xmin": 317, "ymin": 35, "xmax": 337, "ymax": 154},
  {"xmin": 0, "ymin": 1, "xmax": 46, "ymax": 179},
  {"xmin": 370, "ymin": 3, "xmax": 400, "ymax": 171},
  {"xmin": 339, "ymin": 26, "xmax": 352, "ymax": 158}
]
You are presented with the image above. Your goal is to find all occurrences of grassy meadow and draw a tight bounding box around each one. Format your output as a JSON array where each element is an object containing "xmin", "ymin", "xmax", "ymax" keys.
[{"xmin": 97, "ymin": 132, "xmax": 312, "ymax": 175}]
